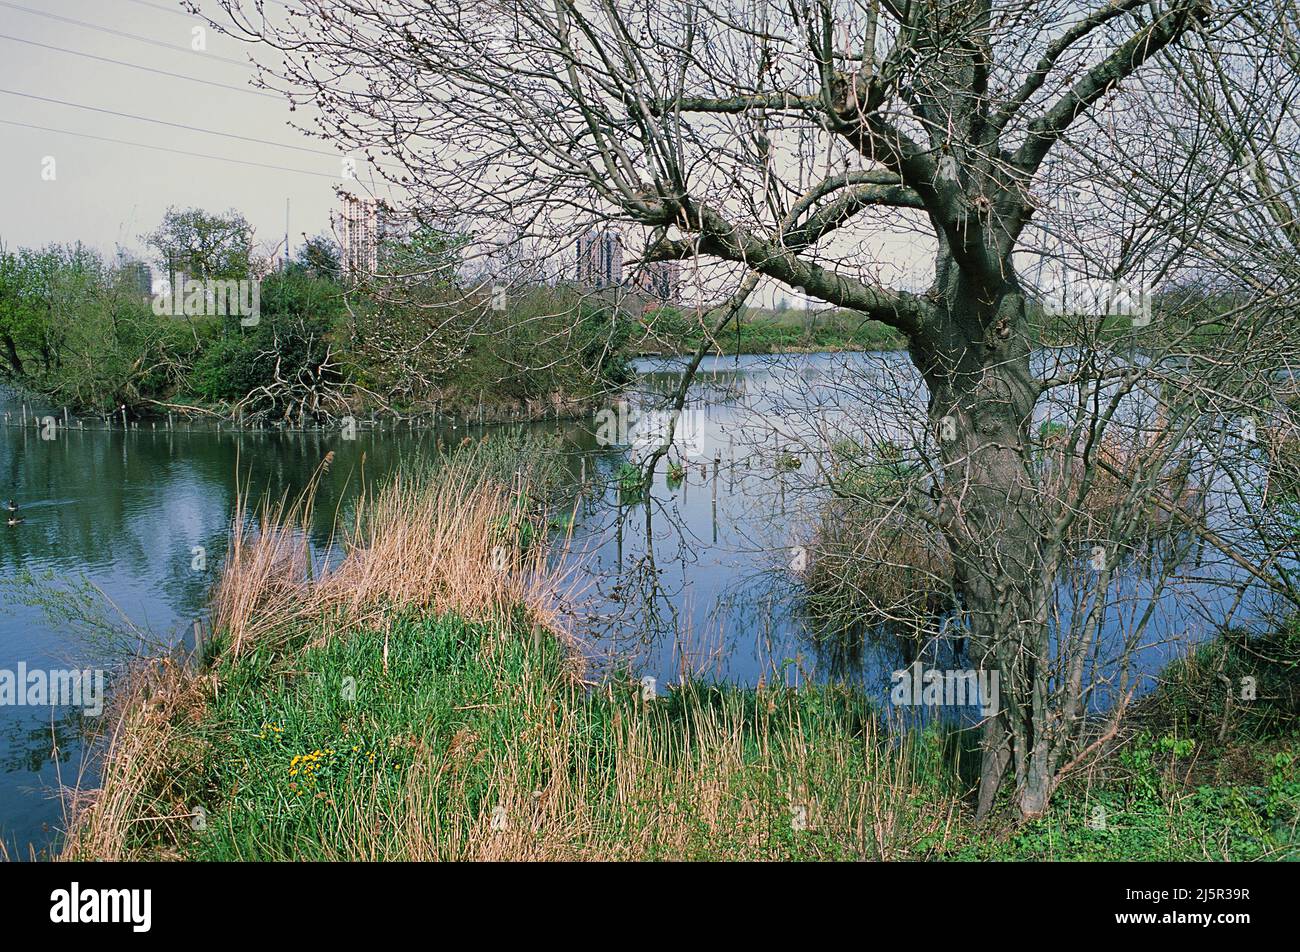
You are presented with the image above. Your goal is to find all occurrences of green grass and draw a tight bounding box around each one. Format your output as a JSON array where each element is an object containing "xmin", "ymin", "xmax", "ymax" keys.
[
  {"xmin": 112, "ymin": 610, "xmax": 1297, "ymax": 861},
  {"xmin": 943, "ymin": 737, "xmax": 1298, "ymax": 861},
  {"xmin": 66, "ymin": 522, "xmax": 1299, "ymax": 863},
  {"xmin": 102, "ymin": 611, "xmax": 967, "ymax": 860},
  {"xmin": 945, "ymin": 622, "xmax": 1300, "ymax": 860},
  {"xmin": 1138, "ymin": 622, "xmax": 1300, "ymax": 745},
  {"xmin": 187, "ymin": 613, "xmax": 548, "ymax": 860}
]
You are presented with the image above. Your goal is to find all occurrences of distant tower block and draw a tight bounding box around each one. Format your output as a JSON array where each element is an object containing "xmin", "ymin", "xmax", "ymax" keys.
[
  {"xmin": 577, "ymin": 228, "xmax": 623, "ymax": 290},
  {"xmin": 635, "ymin": 260, "xmax": 681, "ymax": 303},
  {"xmin": 334, "ymin": 195, "xmax": 391, "ymax": 275}
]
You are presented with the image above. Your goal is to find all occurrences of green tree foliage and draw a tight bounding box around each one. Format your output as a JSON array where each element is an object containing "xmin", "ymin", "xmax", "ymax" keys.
[
  {"xmin": 296, "ymin": 234, "xmax": 341, "ymax": 281},
  {"xmin": 378, "ymin": 225, "xmax": 466, "ymax": 286},
  {"xmin": 0, "ymin": 243, "xmax": 195, "ymax": 411},
  {"xmin": 144, "ymin": 206, "xmax": 253, "ymax": 281},
  {"xmin": 437, "ymin": 285, "xmax": 635, "ymax": 410},
  {"xmin": 189, "ymin": 268, "xmax": 347, "ymax": 423},
  {"xmin": 0, "ymin": 215, "xmax": 636, "ymax": 421}
]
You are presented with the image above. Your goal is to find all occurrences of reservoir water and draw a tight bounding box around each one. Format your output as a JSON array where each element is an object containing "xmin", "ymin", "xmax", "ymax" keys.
[{"xmin": 0, "ymin": 351, "xmax": 1275, "ymax": 856}]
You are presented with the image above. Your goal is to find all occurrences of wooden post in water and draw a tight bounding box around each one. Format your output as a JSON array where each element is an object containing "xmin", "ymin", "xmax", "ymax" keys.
[
  {"xmin": 712, "ymin": 454, "xmax": 720, "ymax": 543},
  {"xmin": 616, "ymin": 498, "xmax": 623, "ymax": 569},
  {"xmin": 192, "ymin": 618, "xmax": 206, "ymax": 670}
]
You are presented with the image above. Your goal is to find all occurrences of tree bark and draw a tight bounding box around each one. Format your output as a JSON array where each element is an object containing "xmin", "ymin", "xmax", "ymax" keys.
[{"xmin": 915, "ymin": 267, "xmax": 1054, "ymax": 819}]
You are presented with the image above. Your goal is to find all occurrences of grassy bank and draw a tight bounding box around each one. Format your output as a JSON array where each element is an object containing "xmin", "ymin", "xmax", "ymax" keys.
[
  {"xmin": 82, "ymin": 613, "xmax": 968, "ymax": 861},
  {"xmin": 60, "ymin": 443, "xmax": 962, "ymax": 860},
  {"xmin": 60, "ymin": 446, "xmax": 1298, "ymax": 861}
]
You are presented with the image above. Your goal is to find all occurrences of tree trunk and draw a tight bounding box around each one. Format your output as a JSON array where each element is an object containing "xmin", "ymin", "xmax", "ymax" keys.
[
  {"xmin": 1, "ymin": 333, "xmax": 23, "ymax": 377},
  {"xmin": 914, "ymin": 264, "xmax": 1055, "ymax": 819},
  {"xmin": 976, "ymin": 711, "xmax": 1012, "ymax": 819}
]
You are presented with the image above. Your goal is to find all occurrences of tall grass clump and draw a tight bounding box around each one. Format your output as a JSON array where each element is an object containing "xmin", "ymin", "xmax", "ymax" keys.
[
  {"xmin": 60, "ymin": 438, "xmax": 572, "ymax": 860},
  {"xmin": 802, "ymin": 440, "xmax": 953, "ymax": 651},
  {"xmin": 800, "ymin": 423, "xmax": 1208, "ymax": 655}
]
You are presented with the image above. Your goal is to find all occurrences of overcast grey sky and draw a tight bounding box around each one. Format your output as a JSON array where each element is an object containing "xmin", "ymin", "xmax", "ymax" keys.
[{"xmin": 0, "ymin": 0, "xmax": 374, "ymax": 264}]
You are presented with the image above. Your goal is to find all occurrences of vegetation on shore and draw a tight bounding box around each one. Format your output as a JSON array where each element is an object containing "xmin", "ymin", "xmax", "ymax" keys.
[
  {"xmin": 952, "ymin": 621, "xmax": 1300, "ymax": 860},
  {"xmin": 802, "ymin": 426, "xmax": 1209, "ymax": 654},
  {"xmin": 637, "ymin": 305, "xmax": 905, "ymax": 356},
  {"xmin": 60, "ymin": 440, "xmax": 1298, "ymax": 862},
  {"xmin": 0, "ymin": 209, "xmax": 634, "ymax": 426}
]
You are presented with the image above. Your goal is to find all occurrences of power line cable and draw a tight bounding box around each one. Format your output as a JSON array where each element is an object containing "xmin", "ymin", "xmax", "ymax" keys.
[
  {"xmin": 0, "ymin": 32, "xmax": 280, "ymax": 99},
  {"xmin": 0, "ymin": 86, "xmax": 362, "ymax": 162},
  {"xmin": 0, "ymin": 0, "xmax": 251, "ymax": 67},
  {"xmin": 118, "ymin": 0, "xmax": 202, "ymax": 16},
  {"xmin": 134, "ymin": 0, "xmax": 395, "ymax": 48},
  {"xmin": 0, "ymin": 117, "xmax": 343, "ymax": 180}
]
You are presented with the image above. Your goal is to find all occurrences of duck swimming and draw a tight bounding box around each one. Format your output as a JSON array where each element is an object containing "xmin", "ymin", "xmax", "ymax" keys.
[
  {"xmin": 5, "ymin": 515, "xmax": 22, "ymax": 526},
  {"xmin": 4, "ymin": 500, "xmax": 17, "ymax": 512}
]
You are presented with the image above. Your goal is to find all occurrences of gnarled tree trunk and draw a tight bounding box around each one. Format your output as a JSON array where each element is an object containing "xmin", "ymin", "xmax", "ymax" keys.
[{"xmin": 913, "ymin": 268, "xmax": 1054, "ymax": 817}]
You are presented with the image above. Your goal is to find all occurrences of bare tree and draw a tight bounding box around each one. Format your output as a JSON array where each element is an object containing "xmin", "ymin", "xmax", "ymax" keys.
[{"xmin": 191, "ymin": 0, "xmax": 1300, "ymax": 818}]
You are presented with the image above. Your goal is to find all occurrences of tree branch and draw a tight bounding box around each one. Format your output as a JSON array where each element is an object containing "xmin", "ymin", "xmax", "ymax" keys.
[
  {"xmin": 645, "ymin": 197, "xmax": 931, "ymax": 334},
  {"xmin": 990, "ymin": 0, "xmax": 1152, "ymax": 136},
  {"xmin": 1012, "ymin": 0, "xmax": 1210, "ymax": 174}
]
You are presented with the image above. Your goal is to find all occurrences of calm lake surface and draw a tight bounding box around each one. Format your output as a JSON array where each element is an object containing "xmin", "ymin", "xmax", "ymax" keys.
[{"xmin": 0, "ymin": 351, "xmax": 1274, "ymax": 856}]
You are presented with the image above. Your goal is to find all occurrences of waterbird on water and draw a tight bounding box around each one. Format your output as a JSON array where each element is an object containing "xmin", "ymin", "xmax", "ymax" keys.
[
  {"xmin": 4, "ymin": 500, "xmax": 17, "ymax": 512},
  {"xmin": 5, "ymin": 515, "xmax": 21, "ymax": 526}
]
